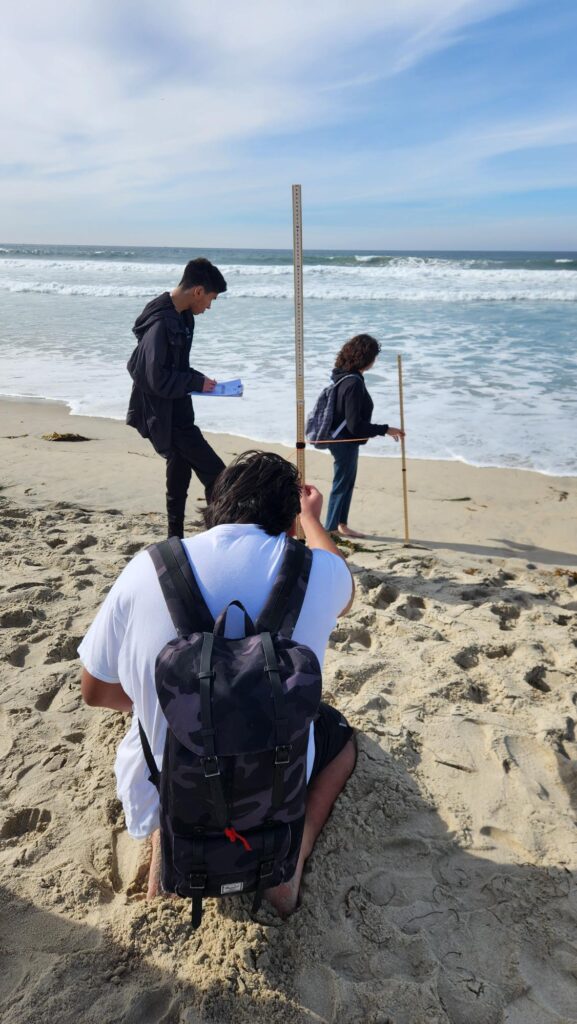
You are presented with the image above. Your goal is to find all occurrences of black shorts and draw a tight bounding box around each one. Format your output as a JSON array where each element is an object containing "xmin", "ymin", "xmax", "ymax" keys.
[{"xmin": 309, "ymin": 702, "xmax": 354, "ymax": 782}]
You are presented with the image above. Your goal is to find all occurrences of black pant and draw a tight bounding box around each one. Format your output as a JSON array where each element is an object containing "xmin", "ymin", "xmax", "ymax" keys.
[{"xmin": 165, "ymin": 426, "xmax": 225, "ymax": 538}]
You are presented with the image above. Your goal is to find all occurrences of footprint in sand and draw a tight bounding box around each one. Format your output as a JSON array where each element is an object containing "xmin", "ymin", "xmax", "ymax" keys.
[
  {"xmin": 0, "ymin": 606, "xmax": 35, "ymax": 628},
  {"xmin": 45, "ymin": 535, "xmax": 67, "ymax": 549},
  {"xmin": 0, "ymin": 807, "xmax": 51, "ymax": 840},
  {"xmin": 63, "ymin": 731, "xmax": 85, "ymax": 744},
  {"xmin": 524, "ymin": 665, "xmax": 551, "ymax": 693},
  {"xmin": 7, "ymin": 581, "xmax": 42, "ymax": 592},
  {"xmin": 465, "ymin": 681, "xmax": 487, "ymax": 704},
  {"xmin": 356, "ymin": 694, "xmax": 391, "ymax": 716},
  {"xmin": 485, "ymin": 643, "xmax": 515, "ymax": 659},
  {"xmin": 524, "ymin": 663, "xmax": 569, "ymax": 696},
  {"xmin": 76, "ymin": 831, "xmax": 115, "ymax": 894},
  {"xmin": 26, "ymin": 629, "xmax": 50, "ymax": 645},
  {"xmin": 371, "ymin": 583, "xmax": 400, "ymax": 609},
  {"xmin": 79, "ymin": 827, "xmax": 150, "ymax": 900},
  {"xmin": 485, "ymin": 569, "xmax": 517, "ymax": 586},
  {"xmin": 330, "ymin": 626, "xmax": 373, "ymax": 649},
  {"xmin": 396, "ymin": 595, "xmax": 426, "ymax": 621},
  {"xmin": 65, "ymin": 534, "xmax": 98, "ymax": 554},
  {"xmin": 73, "ymin": 577, "xmax": 95, "ymax": 591},
  {"xmin": 122, "ymin": 541, "xmax": 145, "ymax": 557},
  {"xmin": 34, "ymin": 683, "xmax": 62, "ymax": 711},
  {"xmin": 453, "ymin": 646, "xmax": 480, "ymax": 670},
  {"xmin": 457, "ymin": 638, "xmax": 514, "ymax": 671},
  {"xmin": 42, "ymin": 745, "xmax": 69, "ymax": 772},
  {"xmin": 112, "ymin": 830, "xmax": 152, "ymax": 897},
  {"xmin": 460, "ymin": 586, "xmax": 493, "ymax": 605},
  {"xmin": 334, "ymin": 660, "xmax": 388, "ymax": 695},
  {"xmin": 44, "ymin": 634, "xmax": 83, "ymax": 664},
  {"xmin": 357, "ymin": 570, "xmax": 385, "ymax": 590},
  {"xmin": 3, "ymin": 643, "xmax": 29, "ymax": 668},
  {"xmin": 544, "ymin": 727, "xmax": 573, "ymax": 761},
  {"xmin": 490, "ymin": 602, "xmax": 521, "ymax": 630},
  {"xmin": 554, "ymin": 613, "xmax": 573, "ymax": 625}
]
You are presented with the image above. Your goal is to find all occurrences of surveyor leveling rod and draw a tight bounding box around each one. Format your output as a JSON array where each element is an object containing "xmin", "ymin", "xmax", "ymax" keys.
[
  {"xmin": 292, "ymin": 184, "xmax": 306, "ymax": 540},
  {"xmin": 397, "ymin": 353, "xmax": 410, "ymax": 545}
]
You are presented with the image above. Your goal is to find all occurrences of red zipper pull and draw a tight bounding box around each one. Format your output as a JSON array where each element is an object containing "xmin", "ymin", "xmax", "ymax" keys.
[{"xmin": 224, "ymin": 827, "xmax": 252, "ymax": 852}]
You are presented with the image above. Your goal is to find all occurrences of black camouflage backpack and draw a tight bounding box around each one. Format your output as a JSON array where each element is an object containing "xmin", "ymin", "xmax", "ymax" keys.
[
  {"xmin": 138, "ymin": 535, "xmax": 321, "ymax": 927},
  {"xmin": 305, "ymin": 374, "xmax": 357, "ymax": 448}
]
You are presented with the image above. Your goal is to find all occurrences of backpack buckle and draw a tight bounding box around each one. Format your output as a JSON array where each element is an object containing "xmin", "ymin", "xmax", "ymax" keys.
[
  {"xmin": 201, "ymin": 756, "xmax": 220, "ymax": 778},
  {"xmin": 274, "ymin": 744, "xmax": 291, "ymax": 765},
  {"xmin": 188, "ymin": 873, "xmax": 207, "ymax": 891}
]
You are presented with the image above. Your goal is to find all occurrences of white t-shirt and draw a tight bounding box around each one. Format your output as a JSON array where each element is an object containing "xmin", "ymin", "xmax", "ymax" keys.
[{"xmin": 78, "ymin": 524, "xmax": 352, "ymax": 838}]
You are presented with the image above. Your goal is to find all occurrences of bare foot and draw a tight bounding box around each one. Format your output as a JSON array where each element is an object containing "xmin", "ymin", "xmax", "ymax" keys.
[
  {"xmin": 264, "ymin": 872, "xmax": 301, "ymax": 919},
  {"xmin": 337, "ymin": 524, "xmax": 367, "ymax": 539},
  {"xmin": 265, "ymin": 736, "xmax": 357, "ymax": 918},
  {"xmin": 146, "ymin": 829, "xmax": 162, "ymax": 899}
]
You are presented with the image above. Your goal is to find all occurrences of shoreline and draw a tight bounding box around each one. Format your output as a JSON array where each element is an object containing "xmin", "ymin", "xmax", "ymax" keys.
[
  {"xmin": 2, "ymin": 390, "xmax": 576, "ymax": 480},
  {"xmin": 1, "ymin": 395, "xmax": 576, "ymax": 566}
]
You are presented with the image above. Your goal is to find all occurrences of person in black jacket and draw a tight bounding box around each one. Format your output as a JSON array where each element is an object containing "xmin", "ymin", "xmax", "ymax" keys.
[
  {"xmin": 325, "ymin": 334, "xmax": 404, "ymax": 538},
  {"xmin": 126, "ymin": 258, "xmax": 227, "ymax": 538}
]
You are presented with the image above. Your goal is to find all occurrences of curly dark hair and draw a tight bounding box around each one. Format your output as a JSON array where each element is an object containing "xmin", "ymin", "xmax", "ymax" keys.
[
  {"xmin": 335, "ymin": 333, "xmax": 381, "ymax": 372},
  {"xmin": 202, "ymin": 450, "xmax": 301, "ymax": 536}
]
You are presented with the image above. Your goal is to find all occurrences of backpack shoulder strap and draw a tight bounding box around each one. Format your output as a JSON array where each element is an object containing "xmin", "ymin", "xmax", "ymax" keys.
[
  {"xmin": 256, "ymin": 537, "xmax": 313, "ymax": 638},
  {"xmin": 138, "ymin": 720, "xmax": 160, "ymax": 789},
  {"xmin": 148, "ymin": 537, "xmax": 214, "ymax": 636}
]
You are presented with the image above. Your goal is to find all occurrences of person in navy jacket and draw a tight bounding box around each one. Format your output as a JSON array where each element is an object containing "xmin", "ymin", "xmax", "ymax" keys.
[{"xmin": 324, "ymin": 334, "xmax": 404, "ymax": 537}]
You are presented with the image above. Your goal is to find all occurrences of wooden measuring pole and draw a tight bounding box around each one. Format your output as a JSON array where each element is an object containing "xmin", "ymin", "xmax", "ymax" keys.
[
  {"xmin": 292, "ymin": 185, "xmax": 306, "ymax": 540},
  {"xmin": 397, "ymin": 354, "xmax": 410, "ymax": 545}
]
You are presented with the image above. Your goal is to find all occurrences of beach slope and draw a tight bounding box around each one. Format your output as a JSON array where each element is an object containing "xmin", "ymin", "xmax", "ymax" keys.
[{"xmin": 1, "ymin": 398, "xmax": 577, "ymax": 1023}]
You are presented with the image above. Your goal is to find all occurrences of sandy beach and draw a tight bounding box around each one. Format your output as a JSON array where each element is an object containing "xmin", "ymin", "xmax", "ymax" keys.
[{"xmin": 1, "ymin": 396, "xmax": 577, "ymax": 1024}]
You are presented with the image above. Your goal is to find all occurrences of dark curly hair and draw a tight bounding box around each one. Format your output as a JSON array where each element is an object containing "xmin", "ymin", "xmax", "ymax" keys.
[
  {"xmin": 335, "ymin": 333, "xmax": 381, "ymax": 372},
  {"xmin": 202, "ymin": 450, "xmax": 301, "ymax": 536}
]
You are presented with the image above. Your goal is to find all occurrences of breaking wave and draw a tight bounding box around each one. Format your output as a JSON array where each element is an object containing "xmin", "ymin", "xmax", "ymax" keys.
[{"xmin": 1, "ymin": 256, "xmax": 576, "ymax": 302}]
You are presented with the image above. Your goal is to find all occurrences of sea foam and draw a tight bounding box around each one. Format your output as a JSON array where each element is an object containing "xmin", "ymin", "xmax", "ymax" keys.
[{"xmin": 1, "ymin": 257, "xmax": 576, "ymax": 302}]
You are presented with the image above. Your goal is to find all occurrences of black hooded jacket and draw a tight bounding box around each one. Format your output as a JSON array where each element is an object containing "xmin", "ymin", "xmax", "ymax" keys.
[
  {"xmin": 126, "ymin": 293, "xmax": 206, "ymax": 456},
  {"xmin": 330, "ymin": 368, "xmax": 388, "ymax": 445}
]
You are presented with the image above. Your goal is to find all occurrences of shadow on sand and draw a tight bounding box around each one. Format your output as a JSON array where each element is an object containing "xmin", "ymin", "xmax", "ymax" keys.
[{"xmin": 3, "ymin": 728, "xmax": 576, "ymax": 1024}]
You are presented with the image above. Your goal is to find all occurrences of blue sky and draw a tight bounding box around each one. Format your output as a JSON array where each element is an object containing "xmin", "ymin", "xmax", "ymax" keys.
[{"xmin": 1, "ymin": 0, "xmax": 576, "ymax": 248}]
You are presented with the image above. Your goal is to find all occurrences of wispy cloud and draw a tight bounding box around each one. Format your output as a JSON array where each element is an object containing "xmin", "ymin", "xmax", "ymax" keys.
[{"xmin": 0, "ymin": 0, "xmax": 574, "ymax": 246}]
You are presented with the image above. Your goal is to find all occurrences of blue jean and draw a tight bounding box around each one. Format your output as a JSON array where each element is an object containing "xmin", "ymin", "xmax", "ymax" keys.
[{"xmin": 325, "ymin": 443, "xmax": 360, "ymax": 531}]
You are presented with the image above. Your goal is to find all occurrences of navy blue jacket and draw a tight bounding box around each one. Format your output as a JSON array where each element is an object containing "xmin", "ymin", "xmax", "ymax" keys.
[
  {"xmin": 330, "ymin": 368, "xmax": 388, "ymax": 445},
  {"xmin": 126, "ymin": 293, "xmax": 206, "ymax": 456}
]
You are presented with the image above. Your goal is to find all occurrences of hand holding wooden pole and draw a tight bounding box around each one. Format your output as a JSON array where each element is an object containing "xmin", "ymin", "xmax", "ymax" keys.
[{"xmin": 397, "ymin": 354, "xmax": 410, "ymax": 545}]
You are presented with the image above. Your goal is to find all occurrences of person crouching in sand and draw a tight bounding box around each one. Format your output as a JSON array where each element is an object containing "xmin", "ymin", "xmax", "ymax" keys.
[{"xmin": 79, "ymin": 451, "xmax": 356, "ymax": 919}]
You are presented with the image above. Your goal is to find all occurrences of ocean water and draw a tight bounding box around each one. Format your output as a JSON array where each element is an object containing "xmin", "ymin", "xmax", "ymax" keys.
[{"xmin": 0, "ymin": 243, "xmax": 576, "ymax": 476}]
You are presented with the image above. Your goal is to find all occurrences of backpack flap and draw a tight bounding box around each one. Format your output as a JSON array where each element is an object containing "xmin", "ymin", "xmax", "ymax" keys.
[
  {"xmin": 171, "ymin": 820, "xmax": 294, "ymax": 899},
  {"xmin": 155, "ymin": 631, "xmax": 321, "ymax": 758}
]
